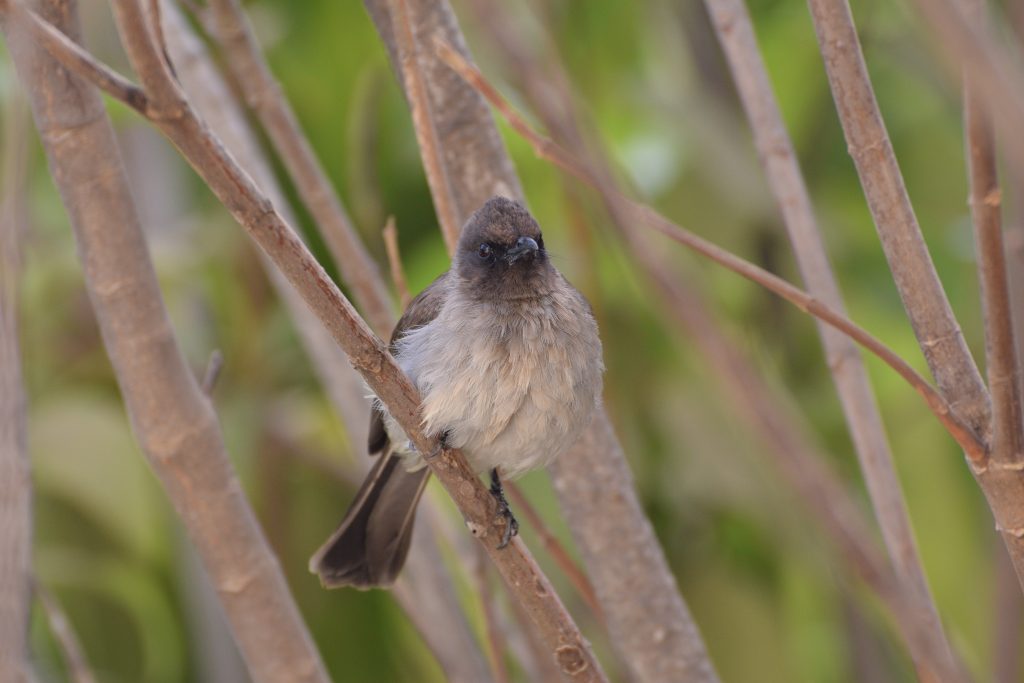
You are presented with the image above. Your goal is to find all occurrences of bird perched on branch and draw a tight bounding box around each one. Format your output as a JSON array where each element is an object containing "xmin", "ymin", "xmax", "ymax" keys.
[{"xmin": 310, "ymin": 196, "xmax": 604, "ymax": 589}]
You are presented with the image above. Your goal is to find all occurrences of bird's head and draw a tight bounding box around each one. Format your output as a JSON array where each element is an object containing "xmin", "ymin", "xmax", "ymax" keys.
[{"xmin": 454, "ymin": 196, "xmax": 554, "ymax": 300}]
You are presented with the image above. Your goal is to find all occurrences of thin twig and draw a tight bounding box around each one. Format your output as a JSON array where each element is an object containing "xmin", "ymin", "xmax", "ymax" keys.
[
  {"xmin": 22, "ymin": 1, "xmax": 605, "ymax": 678},
  {"xmin": 435, "ymin": 40, "xmax": 985, "ymax": 463},
  {"xmin": 388, "ymin": 0, "xmax": 462, "ymax": 253},
  {"xmin": 204, "ymin": 0, "xmax": 395, "ymax": 337},
  {"xmin": 506, "ymin": 483, "xmax": 603, "ymax": 624},
  {"xmin": 200, "ymin": 349, "xmax": 224, "ymax": 396},
  {"xmin": 35, "ymin": 583, "xmax": 97, "ymax": 683},
  {"xmin": 805, "ymin": 0, "xmax": 991, "ymax": 440},
  {"xmin": 3, "ymin": 2, "xmax": 332, "ymax": 681},
  {"xmin": 474, "ymin": 545, "xmax": 510, "ymax": 683},
  {"xmin": 382, "ymin": 216, "xmax": 411, "ymax": 308}
]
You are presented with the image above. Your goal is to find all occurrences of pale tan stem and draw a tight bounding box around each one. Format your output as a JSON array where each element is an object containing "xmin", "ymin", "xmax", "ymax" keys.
[
  {"xmin": 805, "ymin": 0, "xmax": 991, "ymax": 439},
  {"xmin": 36, "ymin": 583, "xmax": 97, "ymax": 683},
  {"xmin": 382, "ymin": 216, "xmax": 411, "ymax": 308},
  {"xmin": 0, "ymin": 71, "xmax": 30, "ymax": 683}
]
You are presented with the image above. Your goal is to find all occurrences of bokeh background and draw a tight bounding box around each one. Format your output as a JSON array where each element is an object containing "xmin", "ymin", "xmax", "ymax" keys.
[{"xmin": 3, "ymin": 0, "xmax": 1018, "ymax": 681}]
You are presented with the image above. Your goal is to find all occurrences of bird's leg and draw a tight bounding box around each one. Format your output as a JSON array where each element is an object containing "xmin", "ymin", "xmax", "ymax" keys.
[{"xmin": 489, "ymin": 468, "xmax": 519, "ymax": 549}]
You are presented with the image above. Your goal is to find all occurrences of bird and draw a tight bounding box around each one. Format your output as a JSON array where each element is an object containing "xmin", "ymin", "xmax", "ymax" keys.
[{"xmin": 309, "ymin": 196, "xmax": 604, "ymax": 590}]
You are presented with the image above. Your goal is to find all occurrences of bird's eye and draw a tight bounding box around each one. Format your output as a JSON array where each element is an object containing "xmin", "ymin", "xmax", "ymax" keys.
[{"xmin": 478, "ymin": 243, "xmax": 493, "ymax": 260}]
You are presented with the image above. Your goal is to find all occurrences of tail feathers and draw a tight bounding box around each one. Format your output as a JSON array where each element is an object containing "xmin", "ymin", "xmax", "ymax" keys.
[{"xmin": 309, "ymin": 453, "xmax": 430, "ymax": 590}]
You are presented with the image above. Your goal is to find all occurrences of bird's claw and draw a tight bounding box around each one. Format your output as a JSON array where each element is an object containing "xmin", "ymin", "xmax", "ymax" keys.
[{"xmin": 489, "ymin": 468, "xmax": 519, "ymax": 549}]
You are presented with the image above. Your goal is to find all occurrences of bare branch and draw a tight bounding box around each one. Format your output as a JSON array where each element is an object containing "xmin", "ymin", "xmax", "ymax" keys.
[
  {"xmin": 204, "ymin": 0, "xmax": 395, "ymax": 337},
  {"xmin": 436, "ymin": 41, "xmax": 985, "ymax": 462},
  {"xmin": 387, "ymin": 0, "xmax": 462, "ymax": 253},
  {"xmin": 35, "ymin": 583, "xmax": 97, "ymax": 683},
  {"xmin": 703, "ymin": 2, "xmax": 958, "ymax": 677},
  {"xmin": 16, "ymin": 0, "xmax": 607, "ymax": 677},
  {"xmin": 363, "ymin": 3, "xmax": 719, "ymax": 679},
  {"xmin": 0, "ymin": 70, "xmax": 30, "ymax": 683},
  {"xmin": 961, "ymin": 0, "xmax": 1024, "ymax": 470},
  {"xmin": 2, "ymin": 2, "xmax": 331, "ymax": 681},
  {"xmin": 382, "ymin": 216, "xmax": 411, "ymax": 308},
  {"xmin": 158, "ymin": 6, "xmax": 494, "ymax": 680},
  {"xmin": 805, "ymin": 0, "xmax": 991, "ymax": 439}
]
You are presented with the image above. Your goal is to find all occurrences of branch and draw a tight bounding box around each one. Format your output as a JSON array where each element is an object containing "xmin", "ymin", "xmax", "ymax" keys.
[
  {"xmin": 19, "ymin": 0, "xmax": 605, "ymax": 678},
  {"xmin": 961, "ymin": 0, "xmax": 1024, "ymax": 471},
  {"xmin": 0, "ymin": 71, "xmax": 30, "ymax": 683},
  {"xmin": 435, "ymin": 40, "xmax": 985, "ymax": 463},
  {"xmin": 805, "ymin": 0, "xmax": 991, "ymax": 439},
  {"xmin": 436, "ymin": 34, "xmax": 970, "ymax": 679},
  {"xmin": 382, "ymin": 216, "xmax": 411, "ymax": 308},
  {"xmin": 1, "ymin": 2, "xmax": 331, "ymax": 681},
  {"xmin": 204, "ymin": 0, "xmax": 395, "ymax": 337},
  {"xmin": 157, "ymin": 5, "xmax": 494, "ymax": 680},
  {"xmin": 703, "ymin": 1, "xmax": 957, "ymax": 677},
  {"xmin": 362, "ymin": 3, "xmax": 720, "ymax": 679}
]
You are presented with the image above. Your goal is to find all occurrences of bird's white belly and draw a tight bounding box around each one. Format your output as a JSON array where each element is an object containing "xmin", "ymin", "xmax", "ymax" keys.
[{"xmin": 385, "ymin": 296, "xmax": 602, "ymax": 479}]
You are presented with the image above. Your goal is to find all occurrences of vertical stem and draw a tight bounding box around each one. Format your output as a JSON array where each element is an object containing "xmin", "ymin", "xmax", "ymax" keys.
[
  {"xmin": 0, "ymin": 72, "xmax": 30, "ymax": 683},
  {"xmin": 706, "ymin": 0, "xmax": 958, "ymax": 678},
  {"xmin": 806, "ymin": 0, "xmax": 991, "ymax": 437}
]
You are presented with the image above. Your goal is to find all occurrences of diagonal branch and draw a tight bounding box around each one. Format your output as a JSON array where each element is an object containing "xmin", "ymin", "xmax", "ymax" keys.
[
  {"xmin": 805, "ymin": 0, "xmax": 991, "ymax": 440},
  {"xmin": 435, "ymin": 41, "xmax": 984, "ymax": 463},
  {"xmin": 158, "ymin": 5, "xmax": 493, "ymax": 680},
  {"xmin": 0, "ymin": 2, "xmax": 332, "ymax": 681}
]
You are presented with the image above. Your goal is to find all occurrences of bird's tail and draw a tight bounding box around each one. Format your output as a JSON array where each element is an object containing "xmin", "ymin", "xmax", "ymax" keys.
[{"xmin": 309, "ymin": 452, "xmax": 431, "ymax": 590}]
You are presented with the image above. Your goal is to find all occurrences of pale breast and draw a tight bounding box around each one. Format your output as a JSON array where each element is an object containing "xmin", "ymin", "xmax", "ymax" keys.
[{"xmin": 389, "ymin": 284, "xmax": 603, "ymax": 478}]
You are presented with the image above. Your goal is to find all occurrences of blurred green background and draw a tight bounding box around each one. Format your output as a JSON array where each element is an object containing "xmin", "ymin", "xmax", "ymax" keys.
[{"xmin": 3, "ymin": 0, "xmax": 1017, "ymax": 681}]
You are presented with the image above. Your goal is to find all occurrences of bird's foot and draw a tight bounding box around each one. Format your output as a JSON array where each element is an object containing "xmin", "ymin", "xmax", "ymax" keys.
[{"xmin": 489, "ymin": 468, "xmax": 519, "ymax": 549}]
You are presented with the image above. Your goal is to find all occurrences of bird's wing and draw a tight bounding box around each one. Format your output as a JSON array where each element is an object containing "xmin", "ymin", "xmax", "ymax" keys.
[{"xmin": 367, "ymin": 271, "xmax": 451, "ymax": 455}]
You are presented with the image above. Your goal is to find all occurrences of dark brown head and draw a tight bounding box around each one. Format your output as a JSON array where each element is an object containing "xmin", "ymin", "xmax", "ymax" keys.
[{"xmin": 454, "ymin": 197, "xmax": 555, "ymax": 300}]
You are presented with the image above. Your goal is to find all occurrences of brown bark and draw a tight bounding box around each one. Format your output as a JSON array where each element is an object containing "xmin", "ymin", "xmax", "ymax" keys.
[
  {"xmin": 0, "ymin": 69, "xmax": 31, "ymax": 683},
  {"xmin": 362, "ymin": 2, "xmax": 720, "ymax": 680},
  {"xmin": 806, "ymin": 0, "xmax": 991, "ymax": 440},
  {"xmin": 704, "ymin": 0, "xmax": 957, "ymax": 678},
  {"xmin": 1, "ymin": 3, "xmax": 330, "ymax": 682},
  {"xmin": 159, "ymin": 6, "xmax": 493, "ymax": 680}
]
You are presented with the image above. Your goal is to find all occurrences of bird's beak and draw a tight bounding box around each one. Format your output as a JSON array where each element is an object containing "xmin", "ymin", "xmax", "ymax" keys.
[{"xmin": 505, "ymin": 236, "xmax": 539, "ymax": 263}]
